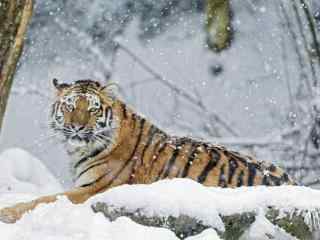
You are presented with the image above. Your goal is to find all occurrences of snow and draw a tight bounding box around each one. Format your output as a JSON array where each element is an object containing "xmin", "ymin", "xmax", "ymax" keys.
[
  {"xmin": 0, "ymin": 148, "xmax": 221, "ymax": 240},
  {"xmin": 0, "ymin": 197, "xmax": 181, "ymax": 240},
  {"xmin": 90, "ymin": 178, "xmax": 320, "ymax": 231},
  {"xmin": 0, "ymin": 148, "xmax": 319, "ymax": 239},
  {"xmin": 0, "ymin": 148, "xmax": 62, "ymax": 199},
  {"xmin": 240, "ymin": 212, "xmax": 297, "ymax": 240}
]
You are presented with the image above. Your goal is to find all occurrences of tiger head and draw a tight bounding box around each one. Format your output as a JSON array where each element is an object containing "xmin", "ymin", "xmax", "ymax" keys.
[{"xmin": 50, "ymin": 79, "xmax": 119, "ymax": 151}]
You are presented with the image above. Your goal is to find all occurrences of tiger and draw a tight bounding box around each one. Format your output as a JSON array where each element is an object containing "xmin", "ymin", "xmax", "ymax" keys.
[{"xmin": 0, "ymin": 79, "xmax": 296, "ymax": 223}]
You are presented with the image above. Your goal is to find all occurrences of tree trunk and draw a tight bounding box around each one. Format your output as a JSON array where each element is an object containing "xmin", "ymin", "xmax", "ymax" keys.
[
  {"xmin": 206, "ymin": 0, "xmax": 232, "ymax": 52},
  {"xmin": 0, "ymin": 0, "xmax": 33, "ymax": 133}
]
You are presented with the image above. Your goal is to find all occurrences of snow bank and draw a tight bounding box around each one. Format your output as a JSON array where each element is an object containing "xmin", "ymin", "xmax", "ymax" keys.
[
  {"xmin": 1, "ymin": 148, "xmax": 319, "ymax": 239},
  {"xmin": 0, "ymin": 148, "xmax": 62, "ymax": 208},
  {"xmin": 90, "ymin": 178, "xmax": 320, "ymax": 231},
  {"xmin": 0, "ymin": 148, "xmax": 62, "ymax": 196},
  {"xmin": 0, "ymin": 196, "xmax": 221, "ymax": 240},
  {"xmin": 0, "ymin": 149, "xmax": 221, "ymax": 240},
  {"xmin": 0, "ymin": 197, "xmax": 182, "ymax": 240}
]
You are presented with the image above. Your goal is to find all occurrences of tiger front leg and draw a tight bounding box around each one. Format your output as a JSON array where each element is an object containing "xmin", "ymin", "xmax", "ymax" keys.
[
  {"xmin": 0, "ymin": 206, "xmax": 21, "ymax": 224},
  {"xmin": 0, "ymin": 187, "xmax": 94, "ymax": 224},
  {"xmin": 0, "ymin": 195, "xmax": 57, "ymax": 224}
]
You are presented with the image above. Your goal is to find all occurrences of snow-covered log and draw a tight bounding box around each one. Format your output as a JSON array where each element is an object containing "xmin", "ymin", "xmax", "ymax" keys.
[
  {"xmin": 92, "ymin": 201, "xmax": 314, "ymax": 239},
  {"xmin": 90, "ymin": 179, "xmax": 320, "ymax": 239}
]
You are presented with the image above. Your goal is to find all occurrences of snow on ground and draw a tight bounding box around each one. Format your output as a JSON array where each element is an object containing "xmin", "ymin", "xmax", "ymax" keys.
[
  {"xmin": 0, "ymin": 148, "xmax": 62, "ymax": 196},
  {"xmin": 0, "ymin": 148, "xmax": 62, "ymax": 209},
  {"xmin": 0, "ymin": 148, "xmax": 221, "ymax": 240},
  {"xmin": 0, "ymin": 197, "xmax": 182, "ymax": 240},
  {"xmin": 1, "ymin": 148, "xmax": 320, "ymax": 239},
  {"xmin": 0, "ymin": 197, "xmax": 221, "ymax": 240}
]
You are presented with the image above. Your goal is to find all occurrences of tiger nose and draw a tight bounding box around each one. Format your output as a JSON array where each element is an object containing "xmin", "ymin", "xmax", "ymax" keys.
[
  {"xmin": 71, "ymin": 125, "xmax": 85, "ymax": 132},
  {"xmin": 71, "ymin": 108, "xmax": 90, "ymax": 126}
]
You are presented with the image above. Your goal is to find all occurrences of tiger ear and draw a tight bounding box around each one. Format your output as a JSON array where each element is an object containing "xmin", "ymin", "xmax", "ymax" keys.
[
  {"xmin": 52, "ymin": 78, "xmax": 70, "ymax": 91},
  {"xmin": 101, "ymin": 82, "xmax": 118, "ymax": 99}
]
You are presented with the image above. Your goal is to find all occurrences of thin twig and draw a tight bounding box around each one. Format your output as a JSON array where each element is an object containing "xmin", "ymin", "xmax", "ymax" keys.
[
  {"xmin": 292, "ymin": 0, "xmax": 318, "ymax": 87},
  {"xmin": 115, "ymin": 40, "xmax": 239, "ymax": 137},
  {"xmin": 279, "ymin": 1, "xmax": 312, "ymax": 95},
  {"xmin": 299, "ymin": 0, "xmax": 320, "ymax": 71}
]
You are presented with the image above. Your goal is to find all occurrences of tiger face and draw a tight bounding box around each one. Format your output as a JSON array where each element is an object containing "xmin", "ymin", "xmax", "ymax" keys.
[{"xmin": 50, "ymin": 79, "xmax": 118, "ymax": 150}]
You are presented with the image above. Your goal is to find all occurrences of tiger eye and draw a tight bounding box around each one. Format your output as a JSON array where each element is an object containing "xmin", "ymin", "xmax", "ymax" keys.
[{"xmin": 89, "ymin": 107, "xmax": 101, "ymax": 114}]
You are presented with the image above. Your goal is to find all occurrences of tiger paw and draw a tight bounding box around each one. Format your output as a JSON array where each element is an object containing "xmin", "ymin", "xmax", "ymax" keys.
[{"xmin": 0, "ymin": 207, "xmax": 21, "ymax": 224}]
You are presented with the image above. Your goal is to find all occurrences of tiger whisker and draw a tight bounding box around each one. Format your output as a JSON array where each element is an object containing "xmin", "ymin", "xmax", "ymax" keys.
[{"xmin": 96, "ymin": 134, "xmax": 112, "ymax": 142}]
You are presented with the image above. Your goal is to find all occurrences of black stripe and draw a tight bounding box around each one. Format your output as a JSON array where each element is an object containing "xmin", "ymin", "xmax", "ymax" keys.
[
  {"xmin": 76, "ymin": 160, "xmax": 107, "ymax": 179},
  {"xmin": 247, "ymin": 163, "xmax": 257, "ymax": 186},
  {"xmin": 162, "ymin": 147, "xmax": 181, "ymax": 178},
  {"xmin": 281, "ymin": 172, "xmax": 290, "ymax": 183},
  {"xmin": 148, "ymin": 140, "xmax": 168, "ymax": 175},
  {"xmin": 74, "ymin": 148, "xmax": 103, "ymax": 169},
  {"xmin": 121, "ymin": 102, "xmax": 127, "ymax": 119},
  {"xmin": 106, "ymin": 107, "xmax": 113, "ymax": 122},
  {"xmin": 228, "ymin": 152, "xmax": 248, "ymax": 167},
  {"xmin": 237, "ymin": 171, "xmax": 244, "ymax": 187},
  {"xmin": 228, "ymin": 158, "xmax": 239, "ymax": 184},
  {"xmin": 197, "ymin": 148, "xmax": 220, "ymax": 183},
  {"xmin": 269, "ymin": 175, "xmax": 281, "ymax": 186},
  {"xmin": 155, "ymin": 138, "xmax": 189, "ymax": 181},
  {"xmin": 262, "ymin": 175, "xmax": 270, "ymax": 186},
  {"xmin": 181, "ymin": 143, "xmax": 198, "ymax": 178},
  {"xmin": 80, "ymin": 172, "xmax": 111, "ymax": 188},
  {"xmin": 218, "ymin": 164, "xmax": 227, "ymax": 187},
  {"xmin": 266, "ymin": 164, "xmax": 277, "ymax": 172},
  {"xmin": 140, "ymin": 125, "xmax": 157, "ymax": 164},
  {"xmin": 229, "ymin": 152, "xmax": 263, "ymax": 174}
]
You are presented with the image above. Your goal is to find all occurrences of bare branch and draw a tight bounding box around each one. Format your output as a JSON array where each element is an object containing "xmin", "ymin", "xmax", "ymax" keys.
[{"xmin": 115, "ymin": 40, "xmax": 239, "ymax": 137}]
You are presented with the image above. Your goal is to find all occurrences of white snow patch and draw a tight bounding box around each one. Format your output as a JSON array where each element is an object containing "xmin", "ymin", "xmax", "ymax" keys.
[
  {"xmin": 0, "ymin": 196, "xmax": 218, "ymax": 240},
  {"xmin": 90, "ymin": 178, "xmax": 320, "ymax": 231},
  {"xmin": 0, "ymin": 149, "xmax": 320, "ymax": 239},
  {"xmin": 240, "ymin": 211, "xmax": 297, "ymax": 240},
  {"xmin": 0, "ymin": 148, "xmax": 62, "ymax": 198},
  {"xmin": 0, "ymin": 149, "xmax": 223, "ymax": 240}
]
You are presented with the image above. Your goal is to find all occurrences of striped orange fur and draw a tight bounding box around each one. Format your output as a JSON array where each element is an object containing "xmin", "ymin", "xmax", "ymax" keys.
[{"xmin": 0, "ymin": 79, "xmax": 296, "ymax": 223}]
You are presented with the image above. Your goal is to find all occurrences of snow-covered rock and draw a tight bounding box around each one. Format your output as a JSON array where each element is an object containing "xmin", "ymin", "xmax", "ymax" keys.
[{"xmin": 90, "ymin": 178, "xmax": 320, "ymax": 231}]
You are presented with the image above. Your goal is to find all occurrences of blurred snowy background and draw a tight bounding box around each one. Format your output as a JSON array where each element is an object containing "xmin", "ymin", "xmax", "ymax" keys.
[{"xmin": 1, "ymin": 0, "xmax": 320, "ymax": 187}]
